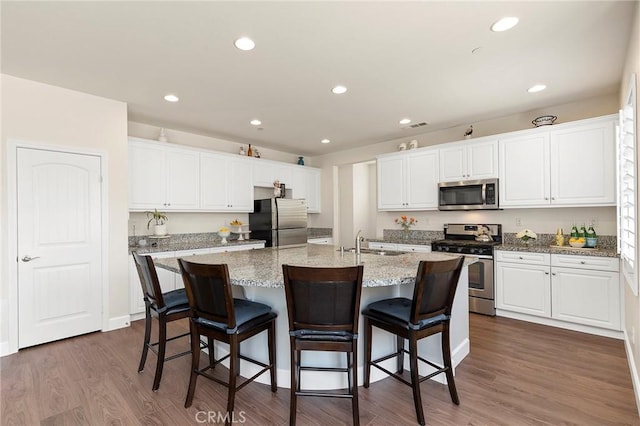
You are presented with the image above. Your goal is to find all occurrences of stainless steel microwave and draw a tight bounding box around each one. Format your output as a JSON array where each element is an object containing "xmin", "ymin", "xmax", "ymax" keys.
[{"xmin": 438, "ymin": 178, "xmax": 499, "ymax": 210}]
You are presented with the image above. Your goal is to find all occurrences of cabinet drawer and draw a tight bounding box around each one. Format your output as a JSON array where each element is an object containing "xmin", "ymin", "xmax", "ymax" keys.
[
  {"xmin": 396, "ymin": 244, "xmax": 431, "ymax": 253},
  {"xmin": 495, "ymin": 251, "xmax": 550, "ymax": 265},
  {"xmin": 551, "ymin": 254, "xmax": 619, "ymax": 272},
  {"xmin": 368, "ymin": 242, "xmax": 398, "ymax": 251}
]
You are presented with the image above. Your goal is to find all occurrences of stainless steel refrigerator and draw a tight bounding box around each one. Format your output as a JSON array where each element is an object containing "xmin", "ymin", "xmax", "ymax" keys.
[{"xmin": 249, "ymin": 198, "xmax": 308, "ymax": 248}]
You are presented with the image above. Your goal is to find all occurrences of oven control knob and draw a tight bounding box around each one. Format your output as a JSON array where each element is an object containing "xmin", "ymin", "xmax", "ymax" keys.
[{"xmin": 456, "ymin": 247, "xmax": 463, "ymax": 253}]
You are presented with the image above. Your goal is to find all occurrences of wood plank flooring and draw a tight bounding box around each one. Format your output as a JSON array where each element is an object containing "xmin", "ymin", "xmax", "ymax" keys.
[{"xmin": 2, "ymin": 314, "xmax": 638, "ymax": 425}]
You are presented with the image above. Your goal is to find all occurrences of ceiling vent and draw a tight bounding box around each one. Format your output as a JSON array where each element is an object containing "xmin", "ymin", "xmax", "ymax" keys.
[{"xmin": 403, "ymin": 122, "xmax": 428, "ymax": 130}]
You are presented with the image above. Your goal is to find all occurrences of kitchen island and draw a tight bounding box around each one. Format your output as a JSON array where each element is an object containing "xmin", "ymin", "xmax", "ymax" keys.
[{"xmin": 155, "ymin": 244, "xmax": 471, "ymax": 390}]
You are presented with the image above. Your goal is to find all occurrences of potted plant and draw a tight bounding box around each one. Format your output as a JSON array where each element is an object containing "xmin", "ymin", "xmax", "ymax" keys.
[{"xmin": 146, "ymin": 209, "xmax": 168, "ymax": 236}]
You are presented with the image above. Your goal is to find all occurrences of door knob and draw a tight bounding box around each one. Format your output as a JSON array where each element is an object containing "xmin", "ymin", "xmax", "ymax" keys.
[{"xmin": 21, "ymin": 255, "xmax": 40, "ymax": 262}]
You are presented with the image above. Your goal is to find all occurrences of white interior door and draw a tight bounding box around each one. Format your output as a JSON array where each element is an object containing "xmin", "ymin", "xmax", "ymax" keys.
[{"xmin": 17, "ymin": 148, "xmax": 103, "ymax": 348}]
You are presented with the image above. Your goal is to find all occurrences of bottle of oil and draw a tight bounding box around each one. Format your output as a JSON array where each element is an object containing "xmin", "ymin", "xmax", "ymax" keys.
[{"xmin": 247, "ymin": 144, "xmax": 253, "ymax": 157}]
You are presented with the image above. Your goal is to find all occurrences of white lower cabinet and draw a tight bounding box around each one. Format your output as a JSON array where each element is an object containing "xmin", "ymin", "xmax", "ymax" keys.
[
  {"xmin": 495, "ymin": 251, "xmax": 621, "ymax": 333},
  {"xmin": 496, "ymin": 259, "xmax": 551, "ymax": 317}
]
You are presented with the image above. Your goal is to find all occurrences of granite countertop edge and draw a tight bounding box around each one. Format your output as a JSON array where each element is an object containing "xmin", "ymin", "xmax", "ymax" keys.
[
  {"xmin": 130, "ymin": 239, "xmax": 267, "ymax": 254},
  {"xmin": 367, "ymin": 239, "xmax": 619, "ymax": 258},
  {"xmin": 495, "ymin": 244, "xmax": 618, "ymax": 258}
]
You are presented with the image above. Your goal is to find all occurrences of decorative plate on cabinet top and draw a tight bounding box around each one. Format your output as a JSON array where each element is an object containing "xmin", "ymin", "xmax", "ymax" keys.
[{"xmin": 532, "ymin": 115, "xmax": 557, "ymax": 127}]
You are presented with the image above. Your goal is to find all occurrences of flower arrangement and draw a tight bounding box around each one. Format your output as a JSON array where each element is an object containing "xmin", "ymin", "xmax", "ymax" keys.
[
  {"xmin": 395, "ymin": 216, "xmax": 418, "ymax": 230},
  {"xmin": 516, "ymin": 228, "xmax": 537, "ymax": 243}
]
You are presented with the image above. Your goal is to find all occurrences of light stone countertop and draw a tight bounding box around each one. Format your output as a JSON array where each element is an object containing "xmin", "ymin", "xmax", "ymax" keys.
[
  {"xmin": 495, "ymin": 244, "xmax": 618, "ymax": 258},
  {"xmin": 154, "ymin": 244, "xmax": 472, "ymax": 288}
]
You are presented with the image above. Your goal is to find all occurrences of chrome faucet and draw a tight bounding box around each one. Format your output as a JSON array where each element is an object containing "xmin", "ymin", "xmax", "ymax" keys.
[{"xmin": 355, "ymin": 230, "xmax": 364, "ymax": 255}]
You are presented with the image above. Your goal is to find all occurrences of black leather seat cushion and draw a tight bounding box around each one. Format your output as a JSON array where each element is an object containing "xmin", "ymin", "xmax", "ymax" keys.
[
  {"xmin": 363, "ymin": 297, "xmax": 449, "ymax": 331},
  {"xmin": 194, "ymin": 298, "xmax": 275, "ymax": 334},
  {"xmin": 154, "ymin": 288, "xmax": 190, "ymax": 314}
]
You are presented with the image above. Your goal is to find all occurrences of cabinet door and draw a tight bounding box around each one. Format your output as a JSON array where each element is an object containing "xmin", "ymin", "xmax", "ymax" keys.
[
  {"xmin": 496, "ymin": 262, "xmax": 551, "ymax": 317},
  {"xmin": 439, "ymin": 144, "xmax": 467, "ymax": 182},
  {"xmin": 406, "ymin": 150, "xmax": 439, "ymax": 209},
  {"xmin": 129, "ymin": 256, "xmax": 146, "ymax": 314},
  {"xmin": 551, "ymin": 267, "xmax": 620, "ymax": 330},
  {"xmin": 129, "ymin": 141, "xmax": 166, "ymax": 210},
  {"xmin": 377, "ymin": 156, "xmax": 406, "ymax": 210},
  {"xmin": 200, "ymin": 153, "xmax": 229, "ymax": 210},
  {"xmin": 165, "ymin": 148, "xmax": 200, "ymax": 210},
  {"xmin": 253, "ymin": 161, "xmax": 275, "ymax": 187},
  {"xmin": 499, "ymin": 134, "xmax": 550, "ymax": 207},
  {"xmin": 227, "ymin": 158, "xmax": 253, "ymax": 211},
  {"xmin": 467, "ymin": 140, "xmax": 498, "ymax": 180},
  {"xmin": 291, "ymin": 167, "xmax": 308, "ymax": 200},
  {"xmin": 550, "ymin": 120, "xmax": 615, "ymax": 206}
]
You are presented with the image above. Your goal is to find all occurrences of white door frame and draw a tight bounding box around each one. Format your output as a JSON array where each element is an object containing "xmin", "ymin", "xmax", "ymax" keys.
[{"xmin": 6, "ymin": 140, "xmax": 110, "ymax": 355}]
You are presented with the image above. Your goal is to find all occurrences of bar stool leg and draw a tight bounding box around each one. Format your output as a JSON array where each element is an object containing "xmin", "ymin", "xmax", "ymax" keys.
[
  {"xmin": 138, "ymin": 305, "xmax": 152, "ymax": 373},
  {"xmin": 289, "ymin": 338, "xmax": 298, "ymax": 426},
  {"xmin": 268, "ymin": 321, "xmax": 277, "ymax": 392},
  {"xmin": 409, "ymin": 334, "xmax": 425, "ymax": 426},
  {"xmin": 227, "ymin": 335, "xmax": 238, "ymax": 424},
  {"xmin": 152, "ymin": 316, "xmax": 167, "ymax": 391},
  {"xmin": 351, "ymin": 346, "xmax": 360, "ymax": 426},
  {"xmin": 442, "ymin": 323, "xmax": 459, "ymax": 404},
  {"xmin": 396, "ymin": 335, "xmax": 405, "ymax": 373},
  {"xmin": 184, "ymin": 325, "xmax": 200, "ymax": 408},
  {"xmin": 363, "ymin": 318, "xmax": 372, "ymax": 388}
]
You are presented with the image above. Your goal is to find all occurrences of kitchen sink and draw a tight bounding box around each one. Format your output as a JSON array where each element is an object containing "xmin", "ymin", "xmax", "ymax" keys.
[{"xmin": 339, "ymin": 248, "xmax": 405, "ymax": 256}]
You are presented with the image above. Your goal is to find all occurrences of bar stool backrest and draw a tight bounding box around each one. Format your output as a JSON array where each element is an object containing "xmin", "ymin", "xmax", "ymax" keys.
[
  {"xmin": 411, "ymin": 257, "xmax": 465, "ymax": 325},
  {"xmin": 178, "ymin": 260, "xmax": 236, "ymax": 330},
  {"xmin": 133, "ymin": 252, "xmax": 166, "ymax": 309}
]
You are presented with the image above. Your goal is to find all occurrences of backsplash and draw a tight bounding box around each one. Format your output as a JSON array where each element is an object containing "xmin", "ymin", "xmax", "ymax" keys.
[
  {"xmin": 308, "ymin": 227, "xmax": 333, "ymax": 238},
  {"xmin": 381, "ymin": 229, "xmax": 444, "ymax": 242},
  {"xmin": 129, "ymin": 232, "xmax": 237, "ymax": 248}
]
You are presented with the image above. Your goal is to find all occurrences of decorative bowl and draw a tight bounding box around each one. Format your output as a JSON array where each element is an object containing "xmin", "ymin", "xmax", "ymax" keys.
[
  {"xmin": 532, "ymin": 115, "xmax": 557, "ymax": 127},
  {"xmin": 218, "ymin": 230, "xmax": 231, "ymax": 243},
  {"xmin": 569, "ymin": 240, "xmax": 586, "ymax": 248}
]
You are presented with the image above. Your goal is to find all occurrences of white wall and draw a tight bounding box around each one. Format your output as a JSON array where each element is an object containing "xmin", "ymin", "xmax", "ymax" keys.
[
  {"xmin": 1, "ymin": 75, "xmax": 128, "ymax": 352},
  {"xmin": 620, "ymin": 2, "xmax": 640, "ymax": 413}
]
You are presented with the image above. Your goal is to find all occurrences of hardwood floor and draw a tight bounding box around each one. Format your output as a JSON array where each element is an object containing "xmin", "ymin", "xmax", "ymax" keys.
[{"xmin": 2, "ymin": 314, "xmax": 638, "ymax": 425}]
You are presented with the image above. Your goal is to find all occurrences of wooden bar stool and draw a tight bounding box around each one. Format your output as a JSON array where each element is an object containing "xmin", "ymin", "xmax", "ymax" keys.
[
  {"xmin": 362, "ymin": 257, "xmax": 464, "ymax": 425},
  {"xmin": 282, "ymin": 264, "xmax": 364, "ymax": 426},
  {"xmin": 132, "ymin": 252, "xmax": 192, "ymax": 391},
  {"xmin": 178, "ymin": 259, "xmax": 277, "ymax": 424}
]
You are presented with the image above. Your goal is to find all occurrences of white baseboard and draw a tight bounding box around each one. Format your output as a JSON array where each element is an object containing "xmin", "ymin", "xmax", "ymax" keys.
[
  {"xmin": 105, "ymin": 315, "xmax": 131, "ymax": 332},
  {"xmin": 0, "ymin": 340, "xmax": 13, "ymax": 357},
  {"xmin": 624, "ymin": 329, "xmax": 640, "ymax": 416}
]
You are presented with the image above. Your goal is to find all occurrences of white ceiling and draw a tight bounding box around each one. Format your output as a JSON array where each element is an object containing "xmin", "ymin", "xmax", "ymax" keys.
[{"xmin": 1, "ymin": 1, "xmax": 636, "ymax": 156}]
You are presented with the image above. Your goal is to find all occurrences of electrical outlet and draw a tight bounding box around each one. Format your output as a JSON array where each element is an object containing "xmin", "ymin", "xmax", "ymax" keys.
[
  {"xmin": 422, "ymin": 218, "xmax": 430, "ymax": 225},
  {"xmin": 515, "ymin": 217, "xmax": 522, "ymax": 227}
]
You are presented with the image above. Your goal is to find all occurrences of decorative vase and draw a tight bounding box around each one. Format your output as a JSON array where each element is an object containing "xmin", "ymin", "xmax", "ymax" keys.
[
  {"xmin": 298, "ymin": 156, "xmax": 304, "ymax": 165},
  {"xmin": 154, "ymin": 224, "xmax": 167, "ymax": 236},
  {"xmin": 402, "ymin": 228, "xmax": 409, "ymax": 241}
]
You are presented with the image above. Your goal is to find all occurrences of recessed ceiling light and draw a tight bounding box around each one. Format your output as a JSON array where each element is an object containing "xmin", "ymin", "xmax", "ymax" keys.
[
  {"xmin": 321, "ymin": 139, "xmax": 331, "ymax": 144},
  {"xmin": 399, "ymin": 118, "xmax": 411, "ymax": 125},
  {"xmin": 234, "ymin": 37, "xmax": 255, "ymax": 51},
  {"xmin": 164, "ymin": 94, "xmax": 179, "ymax": 102},
  {"xmin": 250, "ymin": 119, "xmax": 262, "ymax": 126},
  {"xmin": 332, "ymin": 85, "xmax": 347, "ymax": 94},
  {"xmin": 527, "ymin": 84, "xmax": 547, "ymax": 93},
  {"xmin": 491, "ymin": 17, "xmax": 519, "ymax": 32}
]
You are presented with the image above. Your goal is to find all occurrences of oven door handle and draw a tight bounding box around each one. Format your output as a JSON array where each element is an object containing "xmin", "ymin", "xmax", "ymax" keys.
[{"xmin": 465, "ymin": 254, "xmax": 493, "ymax": 260}]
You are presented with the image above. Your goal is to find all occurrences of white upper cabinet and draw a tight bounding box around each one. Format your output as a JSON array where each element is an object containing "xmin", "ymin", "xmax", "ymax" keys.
[
  {"xmin": 129, "ymin": 138, "xmax": 199, "ymax": 211},
  {"xmin": 292, "ymin": 166, "xmax": 322, "ymax": 213},
  {"xmin": 200, "ymin": 152, "xmax": 253, "ymax": 212},
  {"xmin": 439, "ymin": 139, "xmax": 498, "ymax": 182},
  {"xmin": 549, "ymin": 119, "xmax": 615, "ymax": 205},
  {"xmin": 499, "ymin": 133, "xmax": 551, "ymax": 206},
  {"xmin": 499, "ymin": 116, "xmax": 616, "ymax": 208},
  {"xmin": 252, "ymin": 159, "xmax": 293, "ymax": 188},
  {"xmin": 377, "ymin": 148, "xmax": 439, "ymax": 210}
]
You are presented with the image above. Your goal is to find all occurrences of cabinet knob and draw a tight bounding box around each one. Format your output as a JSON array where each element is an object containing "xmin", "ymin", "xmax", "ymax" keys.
[
  {"xmin": 552, "ymin": 273, "xmax": 556, "ymax": 276},
  {"xmin": 551, "ymin": 197, "xmax": 555, "ymax": 201},
  {"xmin": 580, "ymin": 261, "xmax": 586, "ymax": 264},
  {"xmin": 544, "ymin": 197, "xmax": 549, "ymax": 200},
  {"xmin": 519, "ymin": 256, "xmax": 523, "ymax": 259},
  {"xmin": 545, "ymin": 272, "xmax": 550, "ymax": 275}
]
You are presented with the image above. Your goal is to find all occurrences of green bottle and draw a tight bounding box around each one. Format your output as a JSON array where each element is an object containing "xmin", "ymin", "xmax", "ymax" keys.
[
  {"xmin": 579, "ymin": 224, "xmax": 587, "ymax": 238},
  {"xmin": 570, "ymin": 225, "xmax": 579, "ymax": 238}
]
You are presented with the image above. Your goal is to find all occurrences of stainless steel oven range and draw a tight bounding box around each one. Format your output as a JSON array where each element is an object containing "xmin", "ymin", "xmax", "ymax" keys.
[{"xmin": 431, "ymin": 223, "xmax": 502, "ymax": 316}]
